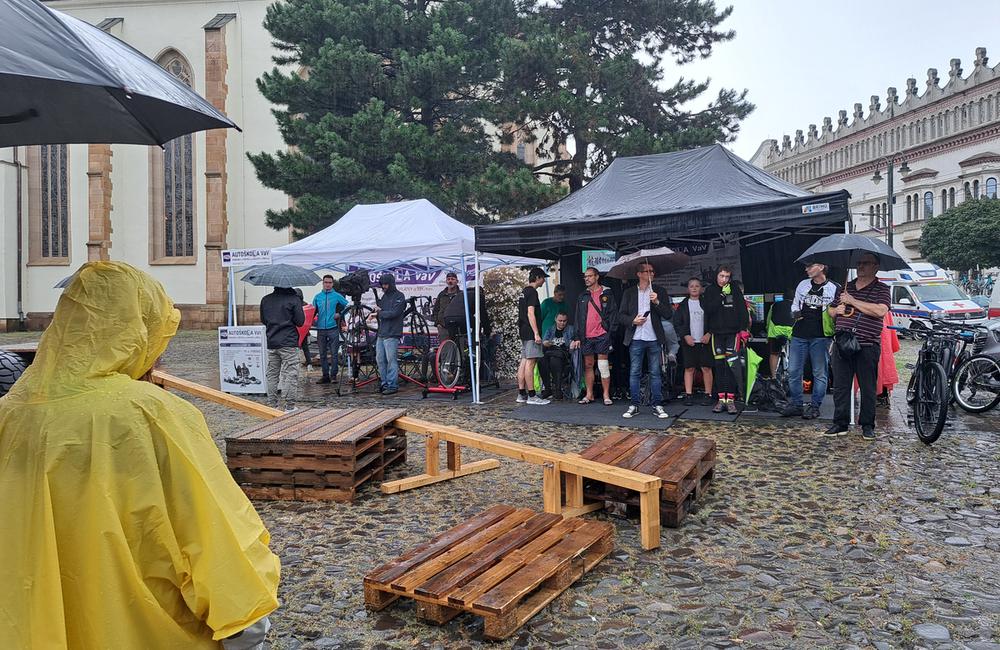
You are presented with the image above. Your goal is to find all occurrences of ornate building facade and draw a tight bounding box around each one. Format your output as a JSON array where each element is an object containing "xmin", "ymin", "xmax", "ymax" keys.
[{"xmin": 751, "ymin": 48, "xmax": 1000, "ymax": 263}]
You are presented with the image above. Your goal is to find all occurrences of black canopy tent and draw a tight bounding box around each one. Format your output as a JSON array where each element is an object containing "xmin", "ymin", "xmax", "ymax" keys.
[{"xmin": 474, "ymin": 144, "xmax": 851, "ymax": 296}]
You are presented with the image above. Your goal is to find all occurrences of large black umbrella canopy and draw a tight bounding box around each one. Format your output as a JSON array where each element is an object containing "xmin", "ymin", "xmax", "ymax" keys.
[
  {"xmin": 795, "ymin": 234, "xmax": 909, "ymax": 271},
  {"xmin": 241, "ymin": 264, "xmax": 322, "ymax": 289},
  {"xmin": 474, "ymin": 144, "xmax": 850, "ymax": 259},
  {"xmin": 606, "ymin": 247, "xmax": 690, "ymax": 281},
  {"xmin": 0, "ymin": 0, "xmax": 238, "ymax": 146}
]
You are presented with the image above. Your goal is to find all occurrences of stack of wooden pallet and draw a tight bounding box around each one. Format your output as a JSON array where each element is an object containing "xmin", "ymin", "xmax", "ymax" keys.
[
  {"xmin": 364, "ymin": 504, "xmax": 614, "ymax": 640},
  {"xmin": 225, "ymin": 408, "xmax": 407, "ymax": 502},
  {"xmin": 578, "ymin": 431, "xmax": 716, "ymax": 527}
]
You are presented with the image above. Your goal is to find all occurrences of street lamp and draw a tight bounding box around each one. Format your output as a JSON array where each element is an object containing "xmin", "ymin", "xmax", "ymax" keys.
[{"xmin": 871, "ymin": 155, "xmax": 910, "ymax": 248}]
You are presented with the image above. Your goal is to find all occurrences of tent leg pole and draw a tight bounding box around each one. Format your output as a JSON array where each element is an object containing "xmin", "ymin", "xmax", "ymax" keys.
[
  {"xmin": 474, "ymin": 252, "xmax": 482, "ymax": 404},
  {"xmin": 458, "ymin": 254, "xmax": 478, "ymax": 404}
]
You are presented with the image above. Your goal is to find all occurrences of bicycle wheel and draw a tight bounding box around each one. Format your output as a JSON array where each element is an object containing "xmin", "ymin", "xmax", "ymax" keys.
[
  {"xmin": 952, "ymin": 355, "xmax": 1000, "ymax": 413},
  {"xmin": 913, "ymin": 362, "xmax": 949, "ymax": 445},
  {"xmin": 905, "ymin": 372, "xmax": 917, "ymax": 404},
  {"xmin": 435, "ymin": 339, "xmax": 462, "ymax": 388}
]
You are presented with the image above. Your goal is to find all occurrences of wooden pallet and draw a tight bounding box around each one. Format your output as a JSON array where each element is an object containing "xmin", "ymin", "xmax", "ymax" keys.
[
  {"xmin": 364, "ymin": 504, "xmax": 614, "ymax": 640},
  {"xmin": 578, "ymin": 432, "xmax": 715, "ymax": 527},
  {"xmin": 225, "ymin": 407, "xmax": 407, "ymax": 502}
]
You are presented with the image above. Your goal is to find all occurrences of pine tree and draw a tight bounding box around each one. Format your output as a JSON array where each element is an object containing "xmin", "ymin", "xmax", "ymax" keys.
[
  {"xmin": 249, "ymin": 0, "xmax": 561, "ymax": 235},
  {"xmin": 497, "ymin": 0, "xmax": 754, "ymax": 191}
]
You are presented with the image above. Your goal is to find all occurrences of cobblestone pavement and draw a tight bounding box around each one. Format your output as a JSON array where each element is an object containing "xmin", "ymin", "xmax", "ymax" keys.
[{"xmin": 4, "ymin": 330, "xmax": 1000, "ymax": 649}]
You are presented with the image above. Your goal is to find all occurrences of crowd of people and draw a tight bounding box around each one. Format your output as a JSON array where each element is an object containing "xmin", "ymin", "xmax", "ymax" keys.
[{"xmin": 515, "ymin": 255, "xmax": 895, "ymax": 438}]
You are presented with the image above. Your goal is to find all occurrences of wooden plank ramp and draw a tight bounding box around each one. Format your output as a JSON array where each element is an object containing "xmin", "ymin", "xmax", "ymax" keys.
[
  {"xmin": 225, "ymin": 407, "xmax": 407, "ymax": 503},
  {"xmin": 578, "ymin": 432, "xmax": 716, "ymax": 528},
  {"xmin": 364, "ymin": 504, "xmax": 614, "ymax": 640}
]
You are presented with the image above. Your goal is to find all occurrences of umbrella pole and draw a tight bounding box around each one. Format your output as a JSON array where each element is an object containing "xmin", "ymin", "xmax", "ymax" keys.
[{"xmin": 474, "ymin": 251, "xmax": 482, "ymax": 404}]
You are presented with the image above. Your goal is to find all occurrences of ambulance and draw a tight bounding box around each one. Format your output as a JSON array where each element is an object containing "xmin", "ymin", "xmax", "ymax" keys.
[{"xmin": 877, "ymin": 263, "xmax": 988, "ymax": 328}]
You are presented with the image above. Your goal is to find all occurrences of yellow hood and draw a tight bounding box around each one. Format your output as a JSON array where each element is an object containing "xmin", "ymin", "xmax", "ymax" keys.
[{"xmin": 0, "ymin": 261, "xmax": 280, "ymax": 649}]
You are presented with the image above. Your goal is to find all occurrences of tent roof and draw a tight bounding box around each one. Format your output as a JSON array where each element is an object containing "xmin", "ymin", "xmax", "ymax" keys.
[
  {"xmin": 270, "ymin": 198, "xmax": 543, "ymax": 270},
  {"xmin": 475, "ymin": 144, "xmax": 851, "ymax": 258}
]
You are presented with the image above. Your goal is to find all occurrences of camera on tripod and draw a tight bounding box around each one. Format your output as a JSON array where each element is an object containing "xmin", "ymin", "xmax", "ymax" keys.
[{"xmin": 337, "ymin": 269, "xmax": 373, "ymax": 301}]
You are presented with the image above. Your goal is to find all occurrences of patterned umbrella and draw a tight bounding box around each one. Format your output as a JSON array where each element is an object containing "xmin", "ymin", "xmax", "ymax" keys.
[
  {"xmin": 240, "ymin": 264, "xmax": 321, "ymax": 288},
  {"xmin": 606, "ymin": 247, "xmax": 690, "ymax": 281}
]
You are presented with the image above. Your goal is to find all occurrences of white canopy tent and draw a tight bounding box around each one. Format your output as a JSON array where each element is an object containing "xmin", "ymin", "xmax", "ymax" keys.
[{"xmin": 265, "ymin": 199, "xmax": 546, "ymax": 403}]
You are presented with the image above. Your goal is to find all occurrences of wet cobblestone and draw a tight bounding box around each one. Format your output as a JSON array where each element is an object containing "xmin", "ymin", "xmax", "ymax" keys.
[{"xmin": 4, "ymin": 330, "xmax": 1000, "ymax": 649}]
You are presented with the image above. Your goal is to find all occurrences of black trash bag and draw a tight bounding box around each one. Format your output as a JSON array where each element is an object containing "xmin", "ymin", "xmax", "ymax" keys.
[{"xmin": 748, "ymin": 377, "xmax": 789, "ymax": 413}]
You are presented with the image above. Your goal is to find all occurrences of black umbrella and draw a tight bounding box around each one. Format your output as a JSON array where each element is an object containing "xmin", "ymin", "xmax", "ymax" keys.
[
  {"xmin": 795, "ymin": 234, "xmax": 910, "ymax": 271},
  {"xmin": 241, "ymin": 264, "xmax": 321, "ymax": 289},
  {"xmin": 0, "ymin": 0, "xmax": 238, "ymax": 146},
  {"xmin": 606, "ymin": 247, "xmax": 691, "ymax": 280}
]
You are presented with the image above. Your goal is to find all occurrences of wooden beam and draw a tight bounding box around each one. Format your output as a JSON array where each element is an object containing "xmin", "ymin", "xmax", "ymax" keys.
[
  {"xmin": 380, "ymin": 460, "xmax": 501, "ymax": 494},
  {"xmin": 394, "ymin": 416, "xmax": 660, "ymax": 492},
  {"xmin": 542, "ymin": 462, "xmax": 561, "ymax": 515},
  {"xmin": 151, "ymin": 370, "xmax": 283, "ymax": 419},
  {"xmin": 638, "ymin": 488, "xmax": 661, "ymax": 551},
  {"xmin": 446, "ymin": 441, "xmax": 461, "ymax": 471},
  {"xmin": 426, "ymin": 435, "xmax": 440, "ymax": 476},
  {"xmin": 563, "ymin": 472, "xmax": 584, "ymax": 508},
  {"xmin": 561, "ymin": 503, "xmax": 604, "ymax": 518}
]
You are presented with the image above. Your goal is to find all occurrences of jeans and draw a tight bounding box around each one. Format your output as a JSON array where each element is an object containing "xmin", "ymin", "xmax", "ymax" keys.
[
  {"xmin": 376, "ymin": 336, "xmax": 400, "ymax": 390},
  {"xmin": 316, "ymin": 328, "xmax": 340, "ymax": 379},
  {"xmin": 787, "ymin": 336, "xmax": 830, "ymax": 407},
  {"xmin": 832, "ymin": 343, "xmax": 880, "ymax": 428},
  {"xmin": 266, "ymin": 347, "xmax": 300, "ymax": 407},
  {"xmin": 629, "ymin": 339, "xmax": 662, "ymax": 406}
]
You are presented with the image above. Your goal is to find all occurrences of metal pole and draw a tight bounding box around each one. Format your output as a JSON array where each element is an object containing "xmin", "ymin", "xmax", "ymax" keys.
[
  {"xmin": 474, "ymin": 251, "xmax": 482, "ymax": 404},
  {"xmin": 886, "ymin": 157, "xmax": 895, "ymax": 250},
  {"xmin": 458, "ymin": 253, "xmax": 478, "ymax": 403}
]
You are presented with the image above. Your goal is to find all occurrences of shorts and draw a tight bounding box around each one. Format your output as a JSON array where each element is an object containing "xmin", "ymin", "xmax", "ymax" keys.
[
  {"xmin": 682, "ymin": 342, "xmax": 713, "ymax": 369},
  {"xmin": 712, "ymin": 333, "xmax": 738, "ymax": 360},
  {"xmin": 580, "ymin": 333, "xmax": 611, "ymax": 356},
  {"xmin": 768, "ymin": 337, "xmax": 788, "ymax": 355},
  {"xmin": 521, "ymin": 340, "xmax": 544, "ymax": 359}
]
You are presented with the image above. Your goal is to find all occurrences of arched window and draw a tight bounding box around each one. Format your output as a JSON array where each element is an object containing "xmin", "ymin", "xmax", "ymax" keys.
[
  {"xmin": 882, "ymin": 202, "xmax": 888, "ymax": 228},
  {"xmin": 965, "ymin": 182, "xmax": 972, "ymax": 200},
  {"xmin": 973, "ymin": 179, "xmax": 980, "ymax": 198},
  {"xmin": 150, "ymin": 50, "xmax": 196, "ymax": 262},
  {"xmin": 923, "ymin": 191, "xmax": 934, "ymax": 218},
  {"xmin": 949, "ymin": 187, "xmax": 955, "ymax": 208},
  {"xmin": 27, "ymin": 144, "xmax": 71, "ymax": 263},
  {"xmin": 906, "ymin": 194, "xmax": 912, "ymax": 220},
  {"xmin": 869, "ymin": 205, "xmax": 875, "ymax": 228},
  {"xmin": 941, "ymin": 189, "xmax": 947, "ymax": 212},
  {"xmin": 987, "ymin": 177, "xmax": 998, "ymax": 199}
]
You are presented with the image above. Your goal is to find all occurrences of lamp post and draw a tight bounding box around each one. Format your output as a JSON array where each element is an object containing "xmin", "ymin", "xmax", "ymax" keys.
[{"xmin": 871, "ymin": 155, "xmax": 911, "ymax": 249}]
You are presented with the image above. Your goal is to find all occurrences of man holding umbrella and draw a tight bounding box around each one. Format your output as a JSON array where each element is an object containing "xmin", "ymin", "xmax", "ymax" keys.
[{"xmin": 618, "ymin": 261, "xmax": 676, "ymax": 419}]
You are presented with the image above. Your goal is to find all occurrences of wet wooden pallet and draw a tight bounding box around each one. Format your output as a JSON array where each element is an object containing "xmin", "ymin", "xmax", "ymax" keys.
[
  {"xmin": 578, "ymin": 432, "xmax": 716, "ymax": 527},
  {"xmin": 364, "ymin": 504, "xmax": 614, "ymax": 640},
  {"xmin": 225, "ymin": 408, "xmax": 407, "ymax": 502}
]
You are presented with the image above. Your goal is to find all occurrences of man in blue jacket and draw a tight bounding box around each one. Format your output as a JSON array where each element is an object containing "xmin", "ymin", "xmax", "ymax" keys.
[
  {"xmin": 313, "ymin": 274, "xmax": 349, "ymax": 384},
  {"xmin": 374, "ymin": 273, "xmax": 406, "ymax": 394}
]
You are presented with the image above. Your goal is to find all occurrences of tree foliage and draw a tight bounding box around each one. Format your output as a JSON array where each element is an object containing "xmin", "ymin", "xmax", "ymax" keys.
[
  {"xmin": 920, "ymin": 198, "xmax": 1000, "ymax": 271},
  {"xmin": 496, "ymin": 0, "xmax": 755, "ymax": 191},
  {"xmin": 249, "ymin": 0, "xmax": 561, "ymax": 235}
]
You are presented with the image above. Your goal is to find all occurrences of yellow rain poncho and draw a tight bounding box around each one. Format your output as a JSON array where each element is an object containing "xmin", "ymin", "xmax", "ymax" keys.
[{"xmin": 0, "ymin": 261, "xmax": 280, "ymax": 649}]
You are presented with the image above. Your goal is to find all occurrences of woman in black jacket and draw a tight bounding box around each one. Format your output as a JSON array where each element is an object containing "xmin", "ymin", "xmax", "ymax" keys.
[{"xmin": 701, "ymin": 266, "xmax": 750, "ymax": 414}]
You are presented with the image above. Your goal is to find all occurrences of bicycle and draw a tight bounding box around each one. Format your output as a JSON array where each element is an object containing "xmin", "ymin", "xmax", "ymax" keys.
[
  {"xmin": 426, "ymin": 328, "xmax": 500, "ymax": 399},
  {"xmin": 397, "ymin": 296, "xmax": 434, "ymax": 388},
  {"xmin": 335, "ymin": 297, "xmax": 380, "ymax": 395},
  {"xmin": 950, "ymin": 320, "xmax": 1000, "ymax": 413}
]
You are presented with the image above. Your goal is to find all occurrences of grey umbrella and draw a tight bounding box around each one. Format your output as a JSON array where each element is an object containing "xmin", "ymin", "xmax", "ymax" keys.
[
  {"xmin": 606, "ymin": 247, "xmax": 691, "ymax": 281},
  {"xmin": 795, "ymin": 234, "xmax": 910, "ymax": 271},
  {"xmin": 241, "ymin": 264, "xmax": 321, "ymax": 288},
  {"xmin": 0, "ymin": 0, "xmax": 238, "ymax": 146}
]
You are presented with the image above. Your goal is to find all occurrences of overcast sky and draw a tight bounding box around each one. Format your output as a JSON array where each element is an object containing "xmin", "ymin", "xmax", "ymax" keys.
[{"xmin": 665, "ymin": 0, "xmax": 1000, "ymax": 160}]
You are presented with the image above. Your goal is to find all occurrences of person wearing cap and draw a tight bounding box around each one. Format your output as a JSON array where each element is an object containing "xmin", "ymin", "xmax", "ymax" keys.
[
  {"xmin": 826, "ymin": 252, "xmax": 890, "ymax": 440},
  {"xmin": 780, "ymin": 262, "xmax": 838, "ymax": 420},
  {"xmin": 433, "ymin": 271, "xmax": 461, "ymax": 342},
  {"xmin": 517, "ymin": 267, "xmax": 551, "ymax": 405}
]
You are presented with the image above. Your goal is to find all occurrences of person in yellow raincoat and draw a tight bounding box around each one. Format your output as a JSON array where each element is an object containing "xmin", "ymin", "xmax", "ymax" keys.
[{"xmin": 0, "ymin": 261, "xmax": 280, "ymax": 649}]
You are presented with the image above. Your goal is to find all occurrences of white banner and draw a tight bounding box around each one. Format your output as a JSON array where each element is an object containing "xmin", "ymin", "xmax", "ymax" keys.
[
  {"xmin": 222, "ymin": 248, "xmax": 272, "ymax": 268},
  {"xmin": 581, "ymin": 250, "xmax": 617, "ymax": 273},
  {"xmin": 219, "ymin": 326, "xmax": 267, "ymax": 394}
]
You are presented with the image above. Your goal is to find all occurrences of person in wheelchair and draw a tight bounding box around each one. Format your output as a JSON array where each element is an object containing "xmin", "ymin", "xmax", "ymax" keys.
[{"xmin": 540, "ymin": 312, "xmax": 575, "ymax": 400}]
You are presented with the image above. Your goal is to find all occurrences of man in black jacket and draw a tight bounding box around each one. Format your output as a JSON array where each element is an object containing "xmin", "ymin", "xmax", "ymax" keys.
[
  {"xmin": 572, "ymin": 266, "xmax": 617, "ymax": 405},
  {"xmin": 618, "ymin": 261, "xmax": 675, "ymax": 419},
  {"xmin": 374, "ymin": 273, "xmax": 406, "ymax": 394},
  {"xmin": 260, "ymin": 286, "xmax": 305, "ymax": 411},
  {"xmin": 701, "ymin": 265, "xmax": 750, "ymax": 414}
]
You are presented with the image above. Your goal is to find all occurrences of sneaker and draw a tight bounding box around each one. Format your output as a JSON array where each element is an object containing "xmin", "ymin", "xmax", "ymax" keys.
[
  {"xmin": 683, "ymin": 393, "xmax": 693, "ymax": 406},
  {"xmin": 700, "ymin": 393, "xmax": 716, "ymax": 406},
  {"xmin": 802, "ymin": 404, "xmax": 819, "ymax": 420},
  {"xmin": 516, "ymin": 394, "xmax": 527, "ymax": 403},
  {"xmin": 284, "ymin": 405, "xmax": 298, "ymax": 413},
  {"xmin": 383, "ymin": 387, "xmax": 398, "ymax": 395},
  {"xmin": 653, "ymin": 405, "xmax": 670, "ymax": 419},
  {"xmin": 861, "ymin": 425, "xmax": 876, "ymax": 440},
  {"xmin": 726, "ymin": 401, "xmax": 739, "ymax": 415},
  {"xmin": 711, "ymin": 401, "xmax": 724, "ymax": 413},
  {"xmin": 540, "ymin": 390, "xmax": 553, "ymax": 400},
  {"xmin": 316, "ymin": 376, "xmax": 331, "ymax": 384},
  {"xmin": 623, "ymin": 405, "xmax": 639, "ymax": 418},
  {"xmin": 823, "ymin": 425, "xmax": 848, "ymax": 437},
  {"xmin": 780, "ymin": 404, "xmax": 803, "ymax": 417},
  {"xmin": 526, "ymin": 395, "xmax": 550, "ymax": 405}
]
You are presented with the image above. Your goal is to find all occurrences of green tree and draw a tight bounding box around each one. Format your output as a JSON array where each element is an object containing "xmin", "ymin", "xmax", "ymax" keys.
[
  {"xmin": 920, "ymin": 198, "xmax": 1000, "ymax": 272},
  {"xmin": 249, "ymin": 0, "xmax": 561, "ymax": 235},
  {"xmin": 496, "ymin": 0, "xmax": 754, "ymax": 191}
]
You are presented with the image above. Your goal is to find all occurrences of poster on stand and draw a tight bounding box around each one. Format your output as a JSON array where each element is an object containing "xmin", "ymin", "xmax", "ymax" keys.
[{"xmin": 219, "ymin": 326, "xmax": 267, "ymax": 394}]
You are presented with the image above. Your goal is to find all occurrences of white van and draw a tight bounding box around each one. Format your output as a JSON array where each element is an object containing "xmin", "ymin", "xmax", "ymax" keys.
[
  {"xmin": 990, "ymin": 282, "xmax": 1000, "ymax": 320},
  {"xmin": 885, "ymin": 281, "xmax": 988, "ymax": 329},
  {"xmin": 877, "ymin": 262, "xmax": 951, "ymax": 284}
]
